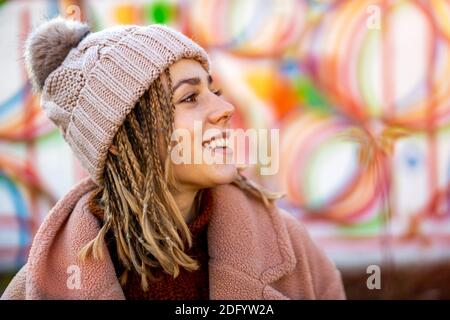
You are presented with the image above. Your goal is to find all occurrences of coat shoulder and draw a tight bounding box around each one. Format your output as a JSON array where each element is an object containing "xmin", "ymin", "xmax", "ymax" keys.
[
  {"xmin": 1, "ymin": 264, "xmax": 28, "ymax": 300},
  {"xmin": 276, "ymin": 208, "xmax": 346, "ymax": 300}
]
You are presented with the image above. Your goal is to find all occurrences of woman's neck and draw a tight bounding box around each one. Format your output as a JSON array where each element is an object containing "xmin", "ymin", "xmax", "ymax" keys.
[{"xmin": 172, "ymin": 187, "xmax": 200, "ymax": 224}]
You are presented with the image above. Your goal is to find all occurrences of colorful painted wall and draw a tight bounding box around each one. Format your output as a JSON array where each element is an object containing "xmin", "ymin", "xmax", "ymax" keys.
[{"xmin": 1, "ymin": 0, "xmax": 450, "ymax": 277}]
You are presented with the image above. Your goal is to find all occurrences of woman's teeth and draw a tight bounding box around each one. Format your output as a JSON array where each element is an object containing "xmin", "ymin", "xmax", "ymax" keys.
[{"xmin": 204, "ymin": 138, "xmax": 230, "ymax": 150}]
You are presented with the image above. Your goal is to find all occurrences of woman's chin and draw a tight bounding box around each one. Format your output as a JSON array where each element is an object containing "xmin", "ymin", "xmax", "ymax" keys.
[{"xmin": 204, "ymin": 163, "xmax": 238, "ymax": 186}]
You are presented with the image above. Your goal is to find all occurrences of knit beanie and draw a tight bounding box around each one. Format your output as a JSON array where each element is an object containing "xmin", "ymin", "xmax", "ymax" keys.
[{"xmin": 24, "ymin": 17, "xmax": 210, "ymax": 185}]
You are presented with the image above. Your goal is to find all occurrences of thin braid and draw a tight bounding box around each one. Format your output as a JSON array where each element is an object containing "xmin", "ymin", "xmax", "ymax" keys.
[
  {"xmin": 111, "ymin": 139, "xmax": 136, "ymax": 205},
  {"xmin": 155, "ymin": 74, "xmax": 174, "ymax": 146},
  {"xmin": 132, "ymin": 99, "xmax": 161, "ymax": 229},
  {"xmin": 116, "ymin": 130, "xmax": 144, "ymax": 203},
  {"xmin": 138, "ymin": 90, "xmax": 168, "ymax": 231}
]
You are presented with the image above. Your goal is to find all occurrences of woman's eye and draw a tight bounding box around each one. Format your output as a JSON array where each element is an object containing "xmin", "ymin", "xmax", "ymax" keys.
[
  {"xmin": 179, "ymin": 89, "xmax": 222, "ymax": 104},
  {"xmin": 181, "ymin": 93, "xmax": 197, "ymax": 103}
]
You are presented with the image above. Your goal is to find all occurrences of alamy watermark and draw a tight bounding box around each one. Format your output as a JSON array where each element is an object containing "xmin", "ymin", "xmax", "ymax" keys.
[
  {"xmin": 366, "ymin": 5, "xmax": 381, "ymax": 30},
  {"xmin": 66, "ymin": 265, "xmax": 81, "ymax": 290},
  {"xmin": 366, "ymin": 264, "xmax": 381, "ymax": 290}
]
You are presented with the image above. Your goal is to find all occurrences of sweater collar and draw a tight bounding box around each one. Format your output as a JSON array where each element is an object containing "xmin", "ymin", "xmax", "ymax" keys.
[{"xmin": 187, "ymin": 190, "xmax": 210, "ymax": 240}]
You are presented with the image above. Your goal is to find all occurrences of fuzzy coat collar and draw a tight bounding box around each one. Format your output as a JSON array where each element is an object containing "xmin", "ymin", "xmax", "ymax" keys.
[{"xmin": 19, "ymin": 177, "xmax": 297, "ymax": 299}]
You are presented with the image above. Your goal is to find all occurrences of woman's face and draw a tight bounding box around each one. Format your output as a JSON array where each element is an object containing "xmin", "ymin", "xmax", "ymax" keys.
[{"xmin": 165, "ymin": 58, "xmax": 237, "ymax": 192}]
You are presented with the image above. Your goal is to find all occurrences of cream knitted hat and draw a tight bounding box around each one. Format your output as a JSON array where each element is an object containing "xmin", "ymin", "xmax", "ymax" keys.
[{"xmin": 25, "ymin": 17, "xmax": 210, "ymax": 185}]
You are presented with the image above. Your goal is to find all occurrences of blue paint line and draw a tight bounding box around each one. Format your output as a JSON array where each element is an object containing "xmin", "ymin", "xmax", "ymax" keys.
[{"xmin": 0, "ymin": 173, "xmax": 31, "ymax": 267}]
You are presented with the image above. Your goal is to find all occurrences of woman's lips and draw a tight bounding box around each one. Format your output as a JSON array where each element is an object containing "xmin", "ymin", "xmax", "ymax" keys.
[
  {"xmin": 203, "ymin": 137, "xmax": 229, "ymax": 149},
  {"xmin": 202, "ymin": 138, "xmax": 234, "ymax": 159}
]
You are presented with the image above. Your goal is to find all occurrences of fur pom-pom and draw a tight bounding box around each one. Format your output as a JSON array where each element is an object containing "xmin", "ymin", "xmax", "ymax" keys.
[{"xmin": 24, "ymin": 17, "xmax": 90, "ymax": 91}]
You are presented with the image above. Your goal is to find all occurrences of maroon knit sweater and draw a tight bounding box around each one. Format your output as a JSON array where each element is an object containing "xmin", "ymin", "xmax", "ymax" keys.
[{"xmin": 88, "ymin": 191, "xmax": 210, "ymax": 300}]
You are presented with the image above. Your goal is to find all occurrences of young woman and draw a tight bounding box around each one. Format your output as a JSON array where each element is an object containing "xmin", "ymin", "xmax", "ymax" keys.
[{"xmin": 1, "ymin": 17, "xmax": 345, "ymax": 300}]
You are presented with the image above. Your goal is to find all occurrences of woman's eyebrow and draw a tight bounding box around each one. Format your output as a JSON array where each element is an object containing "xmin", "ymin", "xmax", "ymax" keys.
[
  {"xmin": 173, "ymin": 77, "xmax": 201, "ymax": 92},
  {"xmin": 172, "ymin": 75, "xmax": 214, "ymax": 92}
]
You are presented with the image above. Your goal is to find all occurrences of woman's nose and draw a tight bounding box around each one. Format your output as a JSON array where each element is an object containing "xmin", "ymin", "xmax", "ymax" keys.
[{"xmin": 208, "ymin": 96, "xmax": 235, "ymax": 125}]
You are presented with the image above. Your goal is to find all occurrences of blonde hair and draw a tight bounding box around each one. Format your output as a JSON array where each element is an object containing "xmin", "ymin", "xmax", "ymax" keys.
[{"xmin": 81, "ymin": 69, "xmax": 283, "ymax": 290}]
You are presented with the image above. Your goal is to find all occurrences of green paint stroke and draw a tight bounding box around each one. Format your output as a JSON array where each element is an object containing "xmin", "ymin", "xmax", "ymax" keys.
[
  {"xmin": 338, "ymin": 213, "xmax": 384, "ymax": 237},
  {"xmin": 292, "ymin": 76, "xmax": 331, "ymax": 113},
  {"xmin": 36, "ymin": 128, "xmax": 64, "ymax": 145},
  {"xmin": 87, "ymin": 4, "xmax": 103, "ymax": 32},
  {"xmin": 145, "ymin": 0, "xmax": 176, "ymax": 24}
]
